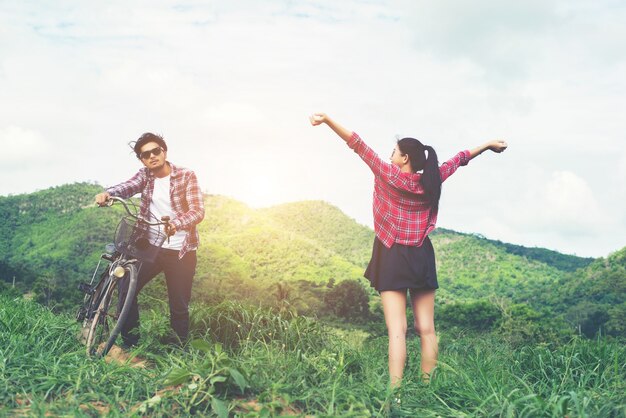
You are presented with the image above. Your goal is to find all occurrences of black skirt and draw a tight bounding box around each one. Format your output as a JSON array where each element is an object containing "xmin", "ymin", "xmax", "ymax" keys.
[{"xmin": 364, "ymin": 236, "xmax": 438, "ymax": 292}]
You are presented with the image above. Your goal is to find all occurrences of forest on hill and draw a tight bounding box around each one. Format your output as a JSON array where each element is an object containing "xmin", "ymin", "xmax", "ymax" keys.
[{"xmin": 0, "ymin": 182, "xmax": 623, "ymax": 339}]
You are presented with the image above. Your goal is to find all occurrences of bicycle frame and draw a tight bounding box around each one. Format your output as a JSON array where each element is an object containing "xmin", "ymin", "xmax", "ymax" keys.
[{"xmin": 77, "ymin": 197, "xmax": 170, "ymax": 356}]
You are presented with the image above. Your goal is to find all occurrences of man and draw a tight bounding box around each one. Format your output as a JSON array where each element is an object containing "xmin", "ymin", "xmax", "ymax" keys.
[{"xmin": 95, "ymin": 132, "xmax": 205, "ymax": 346}]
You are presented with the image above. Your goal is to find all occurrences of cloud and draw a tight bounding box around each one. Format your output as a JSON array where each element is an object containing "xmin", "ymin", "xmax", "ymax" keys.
[
  {"xmin": 477, "ymin": 168, "xmax": 618, "ymax": 256},
  {"xmin": 437, "ymin": 162, "xmax": 620, "ymax": 256},
  {"xmin": 402, "ymin": 0, "xmax": 626, "ymax": 87},
  {"xmin": 403, "ymin": 0, "xmax": 557, "ymax": 80},
  {"xmin": 532, "ymin": 171, "xmax": 608, "ymax": 234},
  {"xmin": 3, "ymin": 2, "xmax": 217, "ymax": 43},
  {"xmin": 0, "ymin": 0, "xmax": 624, "ymax": 257},
  {"xmin": 0, "ymin": 126, "xmax": 51, "ymax": 166}
]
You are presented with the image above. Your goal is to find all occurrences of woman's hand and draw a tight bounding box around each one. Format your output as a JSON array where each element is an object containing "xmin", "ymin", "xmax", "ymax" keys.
[
  {"xmin": 309, "ymin": 113, "xmax": 327, "ymax": 126},
  {"xmin": 488, "ymin": 140, "xmax": 508, "ymax": 153},
  {"xmin": 469, "ymin": 139, "xmax": 508, "ymax": 160},
  {"xmin": 310, "ymin": 113, "xmax": 354, "ymax": 143}
]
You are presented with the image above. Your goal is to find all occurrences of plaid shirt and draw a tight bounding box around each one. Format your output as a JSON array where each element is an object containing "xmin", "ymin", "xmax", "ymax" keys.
[
  {"xmin": 347, "ymin": 132, "xmax": 470, "ymax": 248},
  {"xmin": 106, "ymin": 162, "xmax": 205, "ymax": 259}
]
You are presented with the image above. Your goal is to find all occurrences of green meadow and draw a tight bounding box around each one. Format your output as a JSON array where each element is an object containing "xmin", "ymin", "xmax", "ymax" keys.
[
  {"xmin": 1, "ymin": 183, "xmax": 625, "ymax": 416},
  {"xmin": 2, "ymin": 295, "xmax": 624, "ymax": 417}
]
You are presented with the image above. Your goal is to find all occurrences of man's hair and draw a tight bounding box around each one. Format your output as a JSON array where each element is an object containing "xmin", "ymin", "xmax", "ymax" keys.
[{"xmin": 130, "ymin": 133, "xmax": 168, "ymax": 159}]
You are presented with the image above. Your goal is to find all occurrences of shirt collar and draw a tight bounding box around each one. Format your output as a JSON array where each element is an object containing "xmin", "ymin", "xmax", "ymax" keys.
[
  {"xmin": 144, "ymin": 161, "xmax": 177, "ymax": 179},
  {"xmin": 169, "ymin": 162, "xmax": 180, "ymax": 178}
]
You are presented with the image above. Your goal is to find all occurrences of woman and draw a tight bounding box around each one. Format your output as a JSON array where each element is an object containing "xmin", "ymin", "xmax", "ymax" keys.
[{"xmin": 310, "ymin": 113, "xmax": 507, "ymax": 387}]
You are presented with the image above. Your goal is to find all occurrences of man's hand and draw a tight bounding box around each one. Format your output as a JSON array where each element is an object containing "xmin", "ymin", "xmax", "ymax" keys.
[
  {"xmin": 165, "ymin": 223, "xmax": 177, "ymax": 236},
  {"xmin": 95, "ymin": 192, "xmax": 111, "ymax": 206}
]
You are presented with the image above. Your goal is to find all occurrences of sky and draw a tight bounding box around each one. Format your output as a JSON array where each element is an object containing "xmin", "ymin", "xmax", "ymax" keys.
[{"xmin": 1, "ymin": 0, "xmax": 625, "ymax": 258}]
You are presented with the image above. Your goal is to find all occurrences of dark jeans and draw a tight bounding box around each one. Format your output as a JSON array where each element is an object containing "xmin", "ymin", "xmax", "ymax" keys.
[{"xmin": 120, "ymin": 249, "xmax": 196, "ymax": 346}]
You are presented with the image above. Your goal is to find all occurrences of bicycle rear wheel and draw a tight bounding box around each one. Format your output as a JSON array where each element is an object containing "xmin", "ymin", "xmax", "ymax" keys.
[{"xmin": 85, "ymin": 263, "xmax": 138, "ymax": 356}]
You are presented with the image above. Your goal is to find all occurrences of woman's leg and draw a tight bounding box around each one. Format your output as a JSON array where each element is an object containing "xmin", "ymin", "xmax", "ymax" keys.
[
  {"xmin": 410, "ymin": 289, "xmax": 438, "ymax": 380},
  {"xmin": 380, "ymin": 290, "xmax": 408, "ymax": 388}
]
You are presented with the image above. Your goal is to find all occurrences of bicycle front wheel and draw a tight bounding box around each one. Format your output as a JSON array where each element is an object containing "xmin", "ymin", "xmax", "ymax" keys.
[
  {"xmin": 78, "ymin": 269, "xmax": 109, "ymax": 345},
  {"xmin": 85, "ymin": 263, "xmax": 138, "ymax": 357}
]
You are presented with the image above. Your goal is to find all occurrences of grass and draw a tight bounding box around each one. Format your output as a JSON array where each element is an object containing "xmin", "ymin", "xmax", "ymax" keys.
[{"xmin": 1, "ymin": 294, "xmax": 625, "ymax": 417}]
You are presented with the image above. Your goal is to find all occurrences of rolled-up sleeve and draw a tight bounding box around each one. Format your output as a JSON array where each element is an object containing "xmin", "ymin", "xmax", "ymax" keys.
[
  {"xmin": 347, "ymin": 132, "xmax": 409, "ymax": 187},
  {"xmin": 170, "ymin": 171, "xmax": 205, "ymax": 231},
  {"xmin": 105, "ymin": 169, "xmax": 146, "ymax": 198},
  {"xmin": 439, "ymin": 150, "xmax": 470, "ymax": 182}
]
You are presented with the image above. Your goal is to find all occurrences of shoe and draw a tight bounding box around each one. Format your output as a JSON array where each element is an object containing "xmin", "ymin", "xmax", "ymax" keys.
[
  {"xmin": 121, "ymin": 340, "xmax": 139, "ymax": 350},
  {"xmin": 159, "ymin": 334, "xmax": 185, "ymax": 346}
]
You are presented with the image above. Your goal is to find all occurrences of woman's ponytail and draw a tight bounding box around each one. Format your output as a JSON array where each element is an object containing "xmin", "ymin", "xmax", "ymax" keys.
[
  {"xmin": 397, "ymin": 138, "xmax": 442, "ymax": 210},
  {"xmin": 421, "ymin": 145, "xmax": 442, "ymax": 211}
]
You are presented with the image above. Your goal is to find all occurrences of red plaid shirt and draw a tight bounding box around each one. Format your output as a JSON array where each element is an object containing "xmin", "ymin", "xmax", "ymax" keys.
[
  {"xmin": 348, "ymin": 132, "xmax": 470, "ymax": 248},
  {"xmin": 106, "ymin": 162, "xmax": 205, "ymax": 259}
]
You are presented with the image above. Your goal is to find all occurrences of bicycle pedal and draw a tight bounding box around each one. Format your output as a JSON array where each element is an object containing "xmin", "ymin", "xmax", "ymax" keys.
[
  {"xmin": 78, "ymin": 283, "xmax": 93, "ymax": 294},
  {"xmin": 76, "ymin": 307, "xmax": 87, "ymax": 321}
]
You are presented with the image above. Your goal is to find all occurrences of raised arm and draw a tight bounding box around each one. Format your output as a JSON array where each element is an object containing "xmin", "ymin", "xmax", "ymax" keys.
[
  {"xmin": 439, "ymin": 140, "xmax": 507, "ymax": 182},
  {"xmin": 468, "ymin": 140, "xmax": 508, "ymax": 160},
  {"xmin": 309, "ymin": 112, "xmax": 403, "ymax": 185},
  {"xmin": 309, "ymin": 113, "xmax": 353, "ymax": 143}
]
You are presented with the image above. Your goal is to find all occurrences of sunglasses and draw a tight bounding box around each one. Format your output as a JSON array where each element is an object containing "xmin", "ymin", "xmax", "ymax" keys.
[{"xmin": 139, "ymin": 147, "xmax": 163, "ymax": 160}]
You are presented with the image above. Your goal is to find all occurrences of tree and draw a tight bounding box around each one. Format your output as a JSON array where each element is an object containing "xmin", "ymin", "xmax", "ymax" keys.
[
  {"xmin": 567, "ymin": 301, "xmax": 610, "ymax": 338},
  {"xmin": 605, "ymin": 302, "xmax": 626, "ymax": 337},
  {"xmin": 323, "ymin": 280, "xmax": 370, "ymax": 323},
  {"xmin": 273, "ymin": 281, "xmax": 299, "ymax": 314},
  {"xmin": 438, "ymin": 300, "xmax": 502, "ymax": 331},
  {"xmin": 33, "ymin": 275, "xmax": 57, "ymax": 307}
]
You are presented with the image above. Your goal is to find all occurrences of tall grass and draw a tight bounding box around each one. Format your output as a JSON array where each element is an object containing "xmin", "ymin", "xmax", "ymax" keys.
[
  {"xmin": 0, "ymin": 295, "xmax": 160, "ymax": 416},
  {"xmin": 394, "ymin": 335, "xmax": 626, "ymax": 417},
  {"xmin": 1, "ymin": 294, "xmax": 624, "ymax": 417}
]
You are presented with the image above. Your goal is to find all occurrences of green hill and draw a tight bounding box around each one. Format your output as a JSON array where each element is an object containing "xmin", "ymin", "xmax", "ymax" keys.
[
  {"xmin": 199, "ymin": 196, "xmax": 366, "ymax": 285},
  {"xmin": 431, "ymin": 228, "xmax": 594, "ymax": 272},
  {"xmin": 555, "ymin": 246, "xmax": 626, "ymax": 337},
  {"xmin": 259, "ymin": 200, "xmax": 374, "ymax": 268},
  {"xmin": 0, "ymin": 183, "xmax": 623, "ymax": 336}
]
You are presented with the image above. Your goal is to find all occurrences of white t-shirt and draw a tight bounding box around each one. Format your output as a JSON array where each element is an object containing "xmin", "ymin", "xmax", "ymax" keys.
[{"xmin": 149, "ymin": 175, "xmax": 187, "ymax": 250}]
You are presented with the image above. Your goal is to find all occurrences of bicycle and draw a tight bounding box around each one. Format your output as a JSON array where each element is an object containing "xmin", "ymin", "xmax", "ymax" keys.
[{"xmin": 76, "ymin": 196, "xmax": 170, "ymax": 357}]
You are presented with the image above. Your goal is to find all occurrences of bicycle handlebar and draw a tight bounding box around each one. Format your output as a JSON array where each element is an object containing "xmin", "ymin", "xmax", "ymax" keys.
[{"xmin": 103, "ymin": 196, "xmax": 170, "ymax": 227}]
